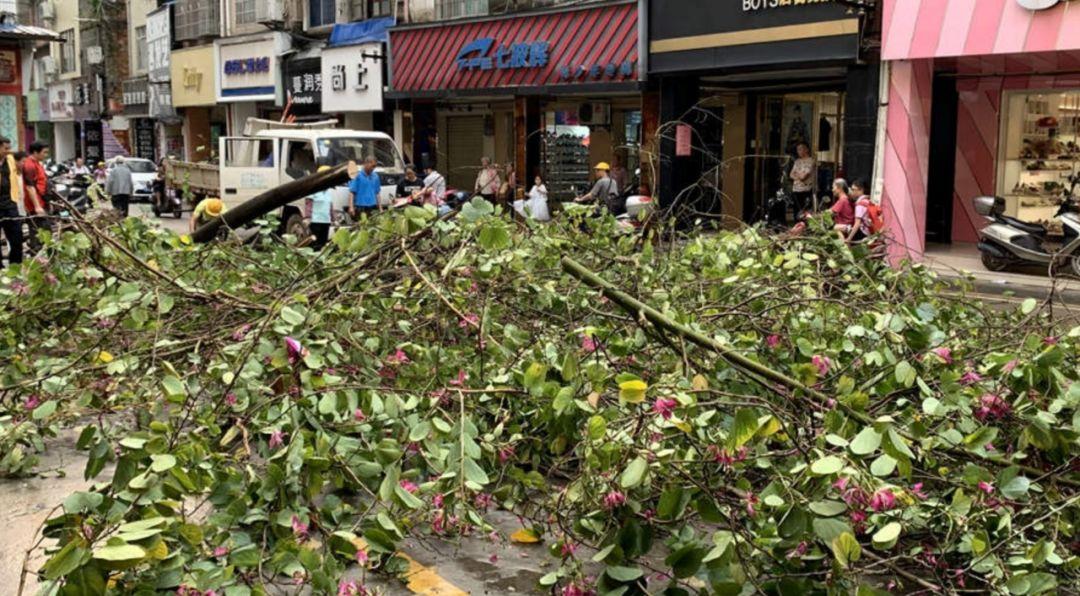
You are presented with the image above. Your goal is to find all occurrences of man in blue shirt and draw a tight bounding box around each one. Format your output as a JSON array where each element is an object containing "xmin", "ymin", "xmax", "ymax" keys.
[{"xmin": 348, "ymin": 156, "xmax": 382, "ymax": 219}]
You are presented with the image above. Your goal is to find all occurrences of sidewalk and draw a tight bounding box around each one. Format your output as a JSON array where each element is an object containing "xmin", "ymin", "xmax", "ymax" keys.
[{"xmin": 924, "ymin": 243, "xmax": 1080, "ymax": 303}]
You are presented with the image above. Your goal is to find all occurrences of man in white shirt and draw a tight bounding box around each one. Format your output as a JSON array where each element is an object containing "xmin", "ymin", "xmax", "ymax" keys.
[
  {"xmin": 423, "ymin": 166, "xmax": 446, "ymax": 202},
  {"xmin": 71, "ymin": 157, "xmax": 91, "ymax": 176}
]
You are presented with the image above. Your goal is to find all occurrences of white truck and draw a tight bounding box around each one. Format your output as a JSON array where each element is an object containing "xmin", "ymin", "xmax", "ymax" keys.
[{"xmin": 166, "ymin": 118, "xmax": 406, "ymax": 235}]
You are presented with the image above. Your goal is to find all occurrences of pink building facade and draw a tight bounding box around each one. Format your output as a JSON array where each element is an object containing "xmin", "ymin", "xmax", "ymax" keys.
[{"xmin": 881, "ymin": 0, "xmax": 1080, "ymax": 261}]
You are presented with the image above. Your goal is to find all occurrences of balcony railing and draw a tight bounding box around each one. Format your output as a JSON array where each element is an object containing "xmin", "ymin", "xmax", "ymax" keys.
[
  {"xmin": 175, "ymin": 0, "xmax": 221, "ymax": 42},
  {"xmin": 431, "ymin": 0, "xmax": 579, "ymax": 22}
]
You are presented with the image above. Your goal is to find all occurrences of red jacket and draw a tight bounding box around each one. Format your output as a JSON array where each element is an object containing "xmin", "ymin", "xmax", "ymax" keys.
[{"xmin": 22, "ymin": 156, "xmax": 47, "ymax": 212}]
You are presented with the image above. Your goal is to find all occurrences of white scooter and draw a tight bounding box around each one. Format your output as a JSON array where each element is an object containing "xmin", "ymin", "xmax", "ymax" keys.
[{"xmin": 974, "ymin": 191, "xmax": 1080, "ymax": 276}]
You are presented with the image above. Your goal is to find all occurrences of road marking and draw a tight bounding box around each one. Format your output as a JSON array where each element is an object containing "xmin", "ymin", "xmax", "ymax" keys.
[{"xmin": 353, "ymin": 538, "xmax": 468, "ymax": 595}]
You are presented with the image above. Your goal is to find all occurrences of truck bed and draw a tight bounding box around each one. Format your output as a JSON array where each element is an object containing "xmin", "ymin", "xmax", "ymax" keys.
[{"xmin": 165, "ymin": 160, "xmax": 219, "ymax": 197}]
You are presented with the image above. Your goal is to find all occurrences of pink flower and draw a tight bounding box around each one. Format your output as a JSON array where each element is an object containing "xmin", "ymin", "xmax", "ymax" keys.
[
  {"xmin": 975, "ymin": 394, "xmax": 1010, "ymax": 421},
  {"xmin": 930, "ymin": 347, "xmax": 953, "ymax": 364},
  {"xmin": 869, "ymin": 489, "xmax": 897, "ymax": 512},
  {"xmin": 432, "ymin": 493, "xmax": 444, "ymax": 508},
  {"xmin": 10, "ymin": 280, "xmax": 29, "ymax": 295},
  {"xmin": 352, "ymin": 407, "xmax": 366, "ymax": 422},
  {"xmin": 399, "ymin": 480, "xmax": 419, "ymax": 494},
  {"xmin": 1044, "ymin": 336, "xmax": 1058, "ymax": 345},
  {"xmin": 652, "ymin": 397, "xmax": 678, "ymax": 420},
  {"xmin": 560, "ymin": 541, "xmax": 578, "ymax": 558},
  {"xmin": 812, "ymin": 354, "xmax": 832, "ymax": 376},
  {"xmin": 269, "ymin": 430, "xmax": 286, "ymax": 449},
  {"xmin": 291, "ymin": 515, "xmax": 309, "ymax": 540},
  {"xmin": 765, "ymin": 334, "xmax": 781, "ymax": 349},
  {"xmin": 488, "ymin": 553, "xmax": 499, "ymax": 564},
  {"xmin": 911, "ymin": 483, "xmax": 928, "ymax": 500},
  {"xmin": 602, "ymin": 490, "xmax": 626, "ymax": 509},
  {"xmin": 849, "ymin": 509, "xmax": 867, "ymax": 528},
  {"xmin": 1003, "ymin": 359, "xmax": 1019, "ymax": 373},
  {"xmin": 23, "ymin": 395, "xmax": 41, "ymax": 411},
  {"xmin": 232, "ymin": 324, "xmax": 251, "ymax": 341},
  {"xmin": 745, "ymin": 492, "xmax": 759, "ymax": 517},
  {"xmin": 44, "ymin": 273, "xmax": 58, "ymax": 286},
  {"xmin": 355, "ymin": 548, "xmax": 369, "ymax": 565},
  {"xmin": 474, "ymin": 492, "xmax": 494, "ymax": 510},
  {"xmin": 832, "ymin": 477, "xmax": 849, "ymax": 492},
  {"xmin": 213, "ymin": 546, "xmax": 229, "ymax": 557},
  {"xmin": 386, "ymin": 349, "xmax": 410, "ymax": 365},
  {"xmin": 960, "ymin": 370, "xmax": 983, "ymax": 386},
  {"xmin": 581, "ymin": 334, "xmax": 598, "ymax": 354},
  {"xmin": 459, "ymin": 313, "xmax": 479, "ymax": 328},
  {"xmin": 449, "ymin": 369, "xmax": 467, "ymax": 387},
  {"xmin": 977, "ymin": 481, "xmax": 994, "ymax": 495},
  {"xmin": 785, "ymin": 541, "xmax": 809, "ymax": 560},
  {"xmin": 337, "ymin": 579, "xmax": 368, "ymax": 596},
  {"xmin": 561, "ymin": 582, "xmax": 596, "ymax": 596},
  {"xmin": 497, "ymin": 445, "xmax": 515, "ymax": 464},
  {"xmin": 285, "ymin": 337, "xmax": 308, "ymax": 364},
  {"xmin": 224, "ymin": 393, "xmax": 237, "ymax": 406}
]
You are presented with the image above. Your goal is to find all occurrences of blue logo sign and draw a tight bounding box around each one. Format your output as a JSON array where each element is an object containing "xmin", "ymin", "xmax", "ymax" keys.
[
  {"xmin": 455, "ymin": 38, "xmax": 550, "ymax": 71},
  {"xmin": 224, "ymin": 57, "xmax": 271, "ymax": 76}
]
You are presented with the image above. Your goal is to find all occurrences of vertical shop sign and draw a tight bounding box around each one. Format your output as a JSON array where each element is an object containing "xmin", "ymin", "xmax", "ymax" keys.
[
  {"xmin": 135, "ymin": 119, "xmax": 156, "ymax": 160},
  {"xmin": 675, "ymin": 124, "xmax": 692, "ymax": 157},
  {"xmin": 147, "ymin": 8, "xmax": 172, "ymax": 84},
  {"xmin": 83, "ymin": 120, "xmax": 104, "ymax": 163}
]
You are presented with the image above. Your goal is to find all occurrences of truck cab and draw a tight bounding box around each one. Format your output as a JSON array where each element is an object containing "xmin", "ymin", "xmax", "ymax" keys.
[{"xmin": 218, "ymin": 119, "xmax": 405, "ymax": 236}]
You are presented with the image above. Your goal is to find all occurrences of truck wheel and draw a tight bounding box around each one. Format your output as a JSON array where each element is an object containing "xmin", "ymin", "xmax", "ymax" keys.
[{"xmin": 285, "ymin": 212, "xmax": 308, "ymax": 241}]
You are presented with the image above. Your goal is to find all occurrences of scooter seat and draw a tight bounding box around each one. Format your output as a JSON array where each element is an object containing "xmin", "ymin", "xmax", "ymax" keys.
[{"xmin": 998, "ymin": 215, "xmax": 1047, "ymax": 236}]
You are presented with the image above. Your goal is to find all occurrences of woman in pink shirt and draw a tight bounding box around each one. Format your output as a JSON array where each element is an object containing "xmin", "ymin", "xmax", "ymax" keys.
[{"xmin": 829, "ymin": 178, "xmax": 856, "ymax": 239}]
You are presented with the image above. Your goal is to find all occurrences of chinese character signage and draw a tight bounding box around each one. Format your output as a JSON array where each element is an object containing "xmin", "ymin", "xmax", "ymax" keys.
[
  {"xmin": 48, "ymin": 82, "xmax": 74, "ymax": 121},
  {"xmin": 149, "ymin": 82, "xmax": 177, "ymax": 119},
  {"xmin": 285, "ymin": 57, "xmax": 322, "ymax": 110},
  {"xmin": 83, "ymin": 120, "xmax": 104, "ymax": 164},
  {"xmin": 134, "ymin": 118, "xmax": 156, "ymax": 161},
  {"xmin": 215, "ymin": 33, "xmax": 291, "ymax": 102},
  {"xmin": 455, "ymin": 39, "xmax": 549, "ymax": 71},
  {"xmin": 123, "ymin": 77, "xmax": 150, "ymax": 116},
  {"xmin": 147, "ymin": 6, "xmax": 171, "ymax": 84},
  {"xmin": 321, "ymin": 43, "xmax": 383, "ymax": 113}
]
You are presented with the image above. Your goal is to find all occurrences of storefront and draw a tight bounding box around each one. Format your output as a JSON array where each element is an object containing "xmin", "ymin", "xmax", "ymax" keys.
[
  {"xmin": 215, "ymin": 32, "xmax": 291, "ymax": 134},
  {"xmin": 147, "ymin": 5, "xmax": 179, "ymax": 161},
  {"xmin": 649, "ymin": 0, "xmax": 876, "ymax": 221},
  {"xmin": 321, "ymin": 17, "xmax": 396, "ymax": 134},
  {"xmin": 284, "ymin": 53, "xmax": 323, "ymax": 118},
  {"xmin": 0, "ymin": 46, "xmax": 21, "ymax": 146},
  {"xmin": 48, "ymin": 81, "xmax": 77, "ymax": 162},
  {"xmin": 171, "ymin": 45, "xmax": 224, "ymax": 162},
  {"xmin": 388, "ymin": 1, "xmax": 642, "ymax": 199},
  {"xmin": 879, "ymin": 0, "xmax": 1080, "ymax": 261},
  {"xmin": 123, "ymin": 77, "xmax": 155, "ymax": 161}
]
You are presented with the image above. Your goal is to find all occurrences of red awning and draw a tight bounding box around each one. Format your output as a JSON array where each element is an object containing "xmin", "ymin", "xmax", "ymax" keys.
[{"xmin": 390, "ymin": 2, "xmax": 638, "ymax": 94}]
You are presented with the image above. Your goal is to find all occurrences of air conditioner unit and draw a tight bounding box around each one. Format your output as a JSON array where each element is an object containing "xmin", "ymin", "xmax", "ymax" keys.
[
  {"xmin": 41, "ymin": 56, "xmax": 56, "ymax": 75},
  {"xmin": 578, "ymin": 102, "xmax": 611, "ymax": 126},
  {"xmin": 38, "ymin": 1, "xmax": 55, "ymax": 21}
]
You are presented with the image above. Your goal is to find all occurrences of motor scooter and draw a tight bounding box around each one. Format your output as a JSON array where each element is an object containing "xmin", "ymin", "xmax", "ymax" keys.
[
  {"xmin": 974, "ymin": 181, "xmax": 1080, "ymax": 276},
  {"xmin": 151, "ymin": 172, "xmax": 184, "ymax": 218}
]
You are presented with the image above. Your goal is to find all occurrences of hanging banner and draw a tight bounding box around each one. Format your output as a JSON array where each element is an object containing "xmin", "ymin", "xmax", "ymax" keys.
[
  {"xmin": 147, "ymin": 6, "xmax": 171, "ymax": 84},
  {"xmin": 134, "ymin": 119, "xmax": 156, "ymax": 160}
]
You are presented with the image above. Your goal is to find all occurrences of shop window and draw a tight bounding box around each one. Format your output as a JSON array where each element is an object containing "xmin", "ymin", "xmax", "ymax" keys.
[
  {"xmin": 134, "ymin": 26, "xmax": 147, "ymax": 74},
  {"xmin": 308, "ymin": 0, "xmax": 336, "ymax": 27},
  {"xmin": 541, "ymin": 110, "xmax": 591, "ymax": 201},
  {"xmin": 436, "ymin": 0, "xmax": 488, "ymax": 19},
  {"xmin": 999, "ymin": 91, "xmax": 1080, "ymax": 235},
  {"xmin": 224, "ymin": 139, "xmax": 275, "ymax": 168},
  {"xmin": 59, "ymin": 29, "xmax": 75, "ymax": 74}
]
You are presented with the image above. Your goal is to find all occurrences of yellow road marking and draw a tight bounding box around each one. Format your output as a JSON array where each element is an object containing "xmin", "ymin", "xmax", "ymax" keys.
[{"xmin": 353, "ymin": 538, "xmax": 468, "ymax": 595}]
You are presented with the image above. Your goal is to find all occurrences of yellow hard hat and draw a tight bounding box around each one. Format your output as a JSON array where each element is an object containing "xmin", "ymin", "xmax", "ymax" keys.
[
  {"xmin": 204, "ymin": 198, "xmax": 224, "ymax": 217},
  {"xmin": 318, "ymin": 165, "xmax": 332, "ymax": 173},
  {"xmin": 594, "ymin": 162, "xmax": 611, "ymax": 171}
]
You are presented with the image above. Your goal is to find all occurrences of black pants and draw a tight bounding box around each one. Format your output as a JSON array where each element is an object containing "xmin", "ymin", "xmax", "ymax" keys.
[
  {"xmin": 792, "ymin": 191, "xmax": 814, "ymax": 218},
  {"xmin": 111, "ymin": 194, "xmax": 130, "ymax": 217},
  {"xmin": 310, "ymin": 222, "xmax": 330, "ymax": 250},
  {"xmin": 26, "ymin": 215, "xmax": 52, "ymax": 254},
  {"xmin": 0, "ymin": 205, "xmax": 23, "ymax": 267}
]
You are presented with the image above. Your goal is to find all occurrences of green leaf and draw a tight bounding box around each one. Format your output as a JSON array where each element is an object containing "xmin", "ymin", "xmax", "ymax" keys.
[
  {"xmin": 894, "ymin": 361, "xmax": 916, "ymax": 387},
  {"xmin": 280, "ymin": 305, "xmax": 306, "ymax": 326},
  {"xmin": 408, "ymin": 422, "xmax": 431, "ymax": 442},
  {"xmin": 849, "ymin": 427, "xmax": 882, "ymax": 456},
  {"xmin": 1000, "ymin": 475, "xmax": 1031, "ymax": 500},
  {"xmin": 43, "ymin": 542, "xmax": 89, "ymax": 580},
  {"xmin": 830, "ymin": 532, "xmax": 862, "ymax": 566},
  {"xmin": 150, "ymin": 454, "xmax": 176, "ymax": 473},
  {"xmin": 657, "ymin": 486, "xmax": 691, "ymax": 520},
  {"xmin": 618, "ymin": 379, "xmax": 647, "ymax": 404},
  {"xmin": 809, "ymin": 500, "xmax": 847, "ymax": 517},
  {"xmin": 870, "ymin": 454, "xmax": 897, "ymax": 477},
  {"xmin": 395, "ymin": 485, "xmax": 424, "ymax": 509},
  {"xmin": 92, "ymin": 541, "xmax": 146, "ymax": 561},
  {"xmin": 477, "ymin": 223, "xmax": 511, "ymax": 250},
  {"xmin": 871, "ymin": 522, "xmax": 902, "ymax": 550},
  {"xmin": 1021, "ymin": 298, "xmax": 1037, "ymax": 315},
  {"xmin": 31, "ymin": 400, "xmax": 57, "ymax": 420},
  {"xmin": 620, "ymin": 457, "xmax": 648, "ymax": 489},
  {"xmin": 63, "ymin": 491, "xmax": 104, "ymax": 514},
  {"xmin": 729, "ymin": 408, "xmax": 760, "ymax": 448},
  {"xmin": 605, "ymin": 566, "xmax": 644, "ymax": 582},
  {"xmin": 810, "ymin": 455, "xmax": 844, "ymax": 476},
  {"xmin": 666, "ymin": 545, "xmax": 706, "ymax": 579},
  {"xmin": 162, "ymin": 376, "xmax": 185, "ymax": 398},
  {"xmin": 462, "ymin": 458, "xmax": 490, "ymax": 486}
]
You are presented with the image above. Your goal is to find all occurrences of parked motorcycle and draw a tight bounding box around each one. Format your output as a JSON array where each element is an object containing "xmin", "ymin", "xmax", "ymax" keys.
[
  {"xmin": 974, "ymin": 181, "xmax": 1080, "ymax": 276},
  {"xmin": 151, "ymin": 172, "xmax": 184, "ymax": 218}
]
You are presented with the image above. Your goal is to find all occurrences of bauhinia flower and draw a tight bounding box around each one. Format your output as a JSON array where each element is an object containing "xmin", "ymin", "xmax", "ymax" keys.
[
  {"xmin": 23, "ymin": 395, "xmax": 41, "ymax": 411},
  {"xmin": 869, "ymin": 488, "xmax": 897, "ymax": 512},
  {"xmin": 974, "ymin": 394, "xmax": 1010, "ymax": 421},
  {"xmin": 812, "ymin": 354, "xmax": 832, "ymax": 376},
  {"xmin": 785, "ymin": 541, "xmax": 809, "ymax": 559},
  {"xmin": 602, "ymin": 490, "xmax": 626, "ymax": 509},
  {"xmin": 960, "ymin": 370, "xmax": 983, "ymax": 386},
  {"xmin": 653, "ymin": 397, "xmax": 678, "ymax": 420},
  {"xmin": 449, "ymin": 369, "xmax": 468, "ymax": 386},
  {"xmin": 284, "ymin": 336, "xmax": 308, "ymax": 364},
  {"xmin": 386, "ymin": 348, "xmax": 410, "ymax": 365},
  {"xmin": 930, "ymin": 347, "xmax": 953, "ymax": 364},
  {"xmin": 580, "ymin": 334, "xmax": 598, "ymax": 353},
  {"xmin": 232, "ymin": 324, "xmax": 251, "ymax": 341},
  {"xmin": 269, "ymin": 430, "xmax": 286, "ymax": 449},
  {"xmin": 355, "ymin": 548, "xmax": 369, "ymax": 565},
  {"xmin": 337, "ymin": 579, "xmax": 368, "ymax": 596},
  {"xmin": 766, "ymin": 334, "xmax": 781, "ymax": 349},
  {"xmin": 224, "ymin": 393, "xmax": 237, "ymax": 406},
  {"xmin": 399, "ymin": 479, "xmax": 419, "ymax": 494},
  {"xmin": 212, "ymin": 546, "xmax": 229, "ymax": 557},
  {"xmin": 1003, "ymin": 359, "xmax": 1019, "ymax": 373},
  {"xmin": 291, "ymin": 515, "xmax": 309, "ymax": 540},
  {"xmin": 977, "ymin": 481, "xmax": 994, "ymax": 495},
  {"xmin": 459, "ymin": 312, "xmax": 480, "ymax": 328},
  {"xmin": 354, "ymin": 408, "xmax": 366, "ymax": 421},
  {"xmin": 911, "ymin": 482, "xmax": 928, "ymax": 500}
]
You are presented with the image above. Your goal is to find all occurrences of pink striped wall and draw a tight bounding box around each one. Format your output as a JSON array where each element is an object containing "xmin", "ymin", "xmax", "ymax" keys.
[
  {"xmin": 882, "ymin": 60, "xmax": 934, "ymax": 262},
  {"xmin": 883, "ymin": 0, "xmax": 1080, "ymax": 60}
]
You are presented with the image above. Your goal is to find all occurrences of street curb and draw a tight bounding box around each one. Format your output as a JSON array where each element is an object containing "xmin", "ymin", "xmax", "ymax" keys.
[{"xmin": 934, "ymin": 271, "xmax": 1080, "ymax": 304}]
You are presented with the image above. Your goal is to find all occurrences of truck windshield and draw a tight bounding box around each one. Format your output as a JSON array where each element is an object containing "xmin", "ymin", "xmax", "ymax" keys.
[{"xmin": 316, "ymin": 138, "xmax": 403, "ymax": 171}]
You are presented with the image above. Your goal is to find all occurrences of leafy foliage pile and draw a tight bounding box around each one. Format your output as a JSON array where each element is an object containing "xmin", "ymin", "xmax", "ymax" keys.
[{"xmin": 1, "ymin": 201, "xmax": 1078, "ymax": 595}]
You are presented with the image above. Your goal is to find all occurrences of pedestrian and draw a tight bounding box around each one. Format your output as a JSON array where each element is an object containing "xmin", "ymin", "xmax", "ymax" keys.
[
  {"xmin": 0, "ymin": 136, "xmax": 25, "ymax": 267},
  {"xmin": 189, "ymin": 197, "xmax": 226, "ymax": 233},
  {"xmin": 71, "ymin": 156, "xmax": 90, "ymax": 177},
  {"xmin": 515, "ymin": 173, "xmax": 550, "ymax": 221},
  {"xmin": 348, "ymin": 156, "xmax": 382, "ymax": 220},
  {"xmin": 307, "ymin": 166, "xmax": 334, "ymax": 249},
  {"xmin": 396, "ymin": 166, "xmax": 424, "ymax": 204},
  {"xmin": 474, "ymin": 157, "xmax": 501, "ymax": 203},
  {"xmin": 790, "ymin": 142, "xmax": 816, "ymax": 217},
  {"xmin": 22, "ymin": 141, "xmax": 51, "ymax": 253},
  {"xmin": 829, "ymin": 178, "xmax": 856, "ymax": 239},
  {"xmin": 610, "ymin": 157, "xmax": 629, "ymax": 197},
  {"xmin": 499, "ymin": 163, "xmax": 517, "ymax": 204},
  {"xmin": 94, "ymin": 161, "xmax": 107, "ymax": 184},
  {"xmin": 422, "ymin": 164, "xmax": 447, "ymax": 206},
  {"xmin": 105, "ymin": 157, "xmax": 133, "ymax": 218},
  {"xmin": 575, "ymin": 162, "xmax": 620, "ymax": 213}
]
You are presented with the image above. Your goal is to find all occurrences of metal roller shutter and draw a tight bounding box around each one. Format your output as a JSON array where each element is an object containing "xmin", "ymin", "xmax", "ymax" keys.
[{"xmin": 447, "ymin": 116, "xmax": 484, "ymax": 191}]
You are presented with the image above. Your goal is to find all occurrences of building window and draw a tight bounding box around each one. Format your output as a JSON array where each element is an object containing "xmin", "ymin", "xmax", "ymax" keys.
[
  {"xmin": 174, "ymin": 0, "xmax": 221, "ymax": 41},
  {"xmin": 435, "ymin": 0, "xmax": 487, "ymax": 20},
  {"xmin": 236, "ymin": 0, "xmax": 257, "ymax": 24},
  {"xmin": 60, "ymin": 28, "xmax": 75, "ymax": 73},
  {"xmin": 309, "ymin": 0, "xmax": 336, "ymax": 27},
  {"xmin": 368, "ymin": 0, "xmax": 392, "ymax": 17},
  {"xmin": 134, "ymin": 26, "xmax": 147, "ymax": 73}
]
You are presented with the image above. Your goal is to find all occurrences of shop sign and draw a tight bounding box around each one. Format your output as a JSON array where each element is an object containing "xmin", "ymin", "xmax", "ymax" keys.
[
  {"xmin": 48, "ymin": 82, "xmax": 74, "ymax": 121},
  {"xmin": 742, "ymin": 0, "xmax": 835, "ymax": 11},
  {"xmin": 83, "ymin": 120, "xmax": 104, "ymax": 164},
  {"xmin": 285, "ymin": 57, "xmax": 322, "ymax": 108},
  {"xmin": 1016, "ymin": 0, "xmax": 1059, "ymax": 9},
  {"xmin": 147, "ymin": 7, "xmax": 171, "ymax": 84},
  {"xmin": 123, "ymin": 78, "xmax": 150, "ymax": 116},
  {"xmin": 455, "ymin": 38, "xmax": 549, "ymax": 71},
  {"xmin": 216, "ymin": 33, "xmax": 290, "ymax": 102},
  {"xmin": 171, "ymin": 45, "xmax": 216, "ymax": 107},
  {"xmin": 134, "ymin": 119, "xmax": 156, "ymax": 160},
  {"xmin": 0, "ymin": 50, "xmax": 17, "ymax": 85},
  {"xmin": 321, "ymin": 43, "xmax": 383, "ymax": 113},
  {"xmin": 149, "ymin": 82, "xmax": 177, "ymax": 120},
  {"xmin": 675, "ymin": 124, "xmax": 692, "ymax": 157}
]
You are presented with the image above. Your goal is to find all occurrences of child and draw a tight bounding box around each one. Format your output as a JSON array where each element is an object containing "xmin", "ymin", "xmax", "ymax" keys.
[
  {"xmin": 525, "ymin": 174, "xmax": 550, "ymax": 221},
  {"xmin": 307, "ymin": 165, "xmax": 334, "ymax": 250},
  {"xmin": 849, "ymin": 179, "xmax": 883, "ymax": 242}
]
